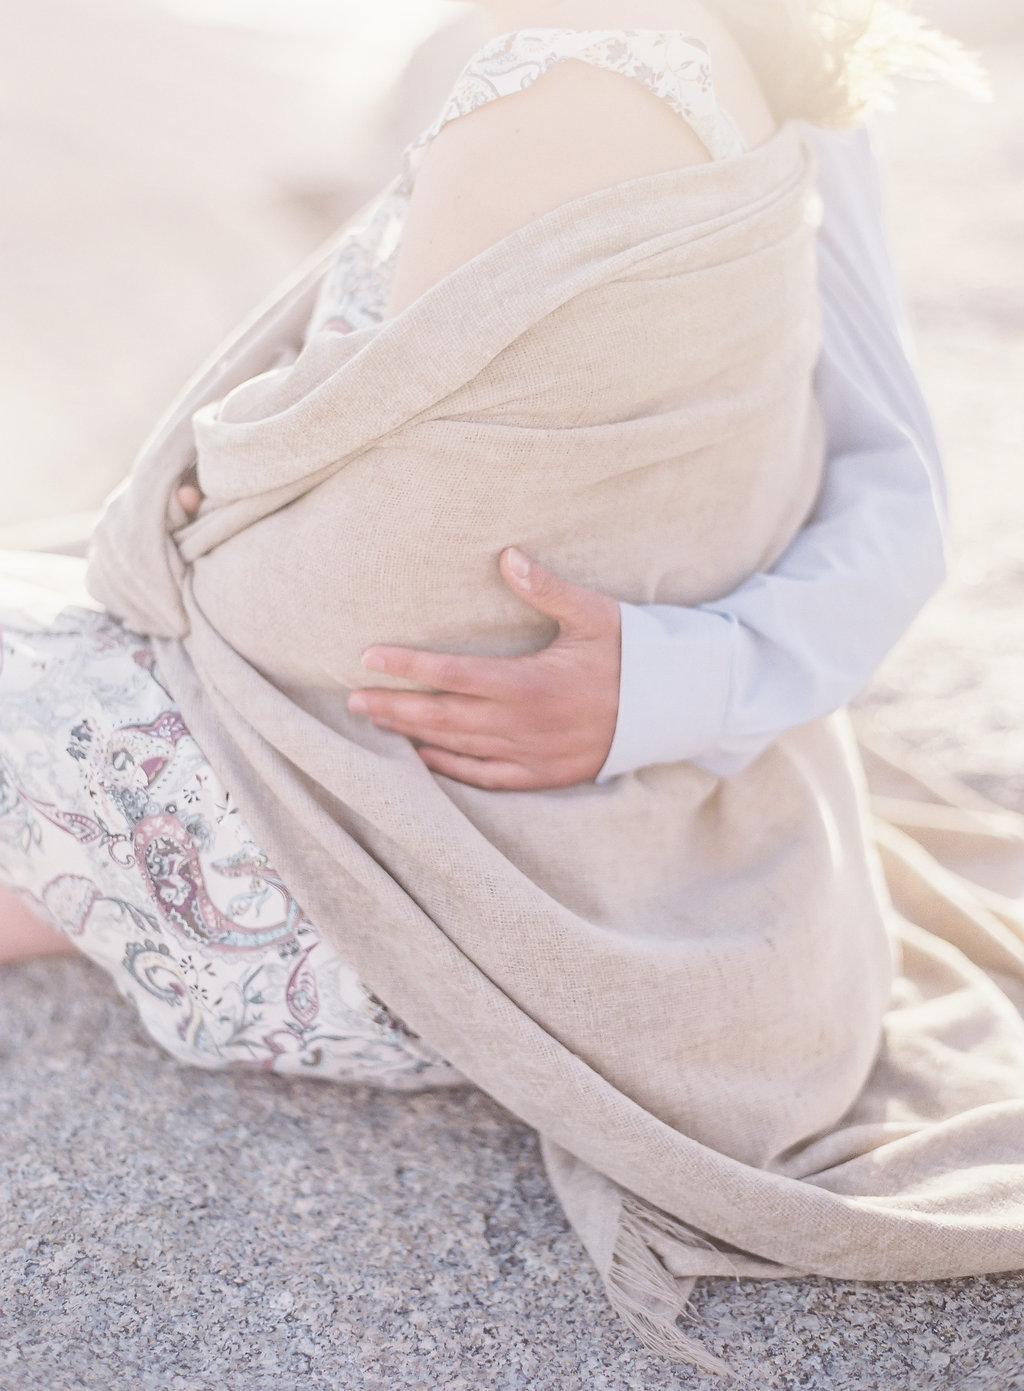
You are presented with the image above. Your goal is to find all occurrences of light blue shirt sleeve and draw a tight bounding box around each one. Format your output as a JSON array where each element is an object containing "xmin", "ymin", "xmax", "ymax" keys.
[{"xmin": 596, "ymin": 124, "xmax": 947, "ymax": 782}]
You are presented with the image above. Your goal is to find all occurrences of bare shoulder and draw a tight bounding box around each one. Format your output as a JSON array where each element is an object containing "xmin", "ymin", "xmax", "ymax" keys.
[
  {"xmin": 536, "ymin": 0, "xmax": 776, "ymax": 138},
  {"xmin": 385, "ymin": 2, "xmax": 775, "ymax": 316},
  {"xmin": 386, "ymin": 52, "xmax": 709, "ymax": 316}
]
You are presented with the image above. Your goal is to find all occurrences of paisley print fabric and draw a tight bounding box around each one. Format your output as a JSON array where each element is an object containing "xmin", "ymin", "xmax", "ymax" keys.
[
  {"xmin": 3, "ymin": 28, "xmax": 744, "ymax": 1084},
  {"xmin": 0, "ymin": 571, "xmax": 461, "ymax": 1089},
  {"xmin": 306, "ymin": 180, "xmax": 407, "ymax": 338},
  {"xmin": 306, "ymin": 26, "xmax": 747, "ymax": 337}
]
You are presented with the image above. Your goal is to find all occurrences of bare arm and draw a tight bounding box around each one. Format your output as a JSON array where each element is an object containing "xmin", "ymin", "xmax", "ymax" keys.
[
  {"xmin": 384, "ymin": 55, "xmax": 716, "ymax": 316},
  {"xmin": 345, "ymin": 53, "xmax": 727, "ymax": 787},
  {"xmin": 355, "ymin": 130, "xmax": 946, "ymax": 789}
]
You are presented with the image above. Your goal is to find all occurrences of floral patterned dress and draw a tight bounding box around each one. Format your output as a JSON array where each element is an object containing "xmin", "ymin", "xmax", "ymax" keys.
[{"xmin": 0, "ymin": 28, "xmax": 744, "ymax": 1086}]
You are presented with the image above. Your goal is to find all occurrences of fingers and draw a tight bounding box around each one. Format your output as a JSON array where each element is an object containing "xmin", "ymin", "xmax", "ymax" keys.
[
  {"xmin": 349, "ymin": 690, "xmax": 517, "ymax": 759},
  {"xmin": 177, "ymin": 484, "xmax": 203, "ymax": 516},
  {"xmin": 358, "ymin": 645, "xmax": 511, "ymax": 698},
  {"xmin": 499, "ymin": 548, "xmax": 618, "ymax": 637},
  {"xmin": 358, "ymin": 553, "xmax": 618, "ymax": 698},
  {"xmin": 348, "ymin": 552, "xmax": 620, "ymax": 791},
  {"xmin": 415, "ymin": 745, "xmax": 538, "ymax": 790}
]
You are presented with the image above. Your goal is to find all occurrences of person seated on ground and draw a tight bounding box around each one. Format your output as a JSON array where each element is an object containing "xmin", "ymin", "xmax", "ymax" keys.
[{"xmin": 5, "ymin": 1, "xmax": 1019, "ymax": 1371}]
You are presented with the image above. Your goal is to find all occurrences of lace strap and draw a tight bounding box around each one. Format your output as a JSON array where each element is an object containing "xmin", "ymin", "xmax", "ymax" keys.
[{"xmin": 405, "ymin": 27, "xmax": 747, "ymax": 175}]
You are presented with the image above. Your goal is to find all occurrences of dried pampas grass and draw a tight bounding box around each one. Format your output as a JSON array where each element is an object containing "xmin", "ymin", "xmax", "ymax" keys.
[{"xmin": 710, "ymin": 0, "xmax": 990, "ymax": 127}]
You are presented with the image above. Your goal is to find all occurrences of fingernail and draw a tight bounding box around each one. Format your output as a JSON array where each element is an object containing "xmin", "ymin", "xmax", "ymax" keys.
[
  {"xmin": 361, "ymin": 651, "xmax": 386, "ymax": 671},
  {"xmin": 348, "ymin": 693, "xmax": 369, "ymax": 713},
  {"xmin": 506, "ymin": 548, "xmax": 531, "ymax": 582}
]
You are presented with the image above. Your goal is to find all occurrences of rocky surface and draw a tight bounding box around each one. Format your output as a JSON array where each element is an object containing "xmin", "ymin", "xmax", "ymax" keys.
[{"xmin": 2, "ymin": 2, "xmax": 1023, "ymax": 1388}]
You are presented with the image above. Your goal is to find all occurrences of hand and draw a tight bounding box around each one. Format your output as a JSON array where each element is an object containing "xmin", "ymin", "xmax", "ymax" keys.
[{"xmin": 347, "ymin": 548, "xmax": 621, "ymax": 790}]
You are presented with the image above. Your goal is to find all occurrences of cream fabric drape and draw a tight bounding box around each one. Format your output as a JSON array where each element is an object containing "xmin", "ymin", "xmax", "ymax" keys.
[{"xmin": 87, "ymin": 128, "xmax": 1024, "ymax": 1367}]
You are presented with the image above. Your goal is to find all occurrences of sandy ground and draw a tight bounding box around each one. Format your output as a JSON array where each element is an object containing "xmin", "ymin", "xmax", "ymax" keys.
[
  {"xmin": 1, "ymin": 2, "xmax": 1024, "ymax": 1388},
  {"xmin": 855, "ymin": 21, "xmax": 1024, "ymax": 811}
]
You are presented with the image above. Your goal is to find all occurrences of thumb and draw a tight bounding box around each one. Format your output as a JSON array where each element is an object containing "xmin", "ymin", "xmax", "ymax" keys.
[{"xmin": 499, "ymin": 548, "xmax": 612, "ymax": 636}]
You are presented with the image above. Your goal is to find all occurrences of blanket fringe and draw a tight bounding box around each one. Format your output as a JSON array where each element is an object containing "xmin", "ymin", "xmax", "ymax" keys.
[{"xmin": 605, "ymin": 1197, "xmax": 735, "ymax": 1375}]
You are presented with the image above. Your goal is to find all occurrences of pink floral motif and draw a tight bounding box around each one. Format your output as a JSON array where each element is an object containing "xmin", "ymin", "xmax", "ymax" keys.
[{"xmin": 13, "ymin": 30, "xmax": 703, "ymax": 1090}]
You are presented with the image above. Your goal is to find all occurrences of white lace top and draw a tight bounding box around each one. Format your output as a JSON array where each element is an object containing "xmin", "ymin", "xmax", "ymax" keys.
[{"xmin": 306, "ymin": 27, "xmax": 748, "ymax": 338}]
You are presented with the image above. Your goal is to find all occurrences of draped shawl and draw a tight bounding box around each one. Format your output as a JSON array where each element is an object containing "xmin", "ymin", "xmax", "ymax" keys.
[{"xmin": 87, "ymin": 126, "xmax": 1024, "ymax": 1367}]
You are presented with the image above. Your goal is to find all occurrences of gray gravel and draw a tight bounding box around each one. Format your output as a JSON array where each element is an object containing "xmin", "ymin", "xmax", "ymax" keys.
[
  {"xmin": 3, "ymin": 2, "xmax": 1024, "ymax": 1388},
  {"xmin": 3, "ymin": 958, "xmax": 1024, "ymax": 1391}
]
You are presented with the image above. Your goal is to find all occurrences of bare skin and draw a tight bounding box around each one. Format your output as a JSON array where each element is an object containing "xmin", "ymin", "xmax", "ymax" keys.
[
  {"xmin": 173, "ymin": 0, "xmax": 774, "ymax": 791},
  {"xmin": 351, "ymin": 548, "xmax": 622, "ymax": 790},
  {"xmin": 353, "ymin": 0, "xmax": 772, "ymax": 787},
  {"xmin": 0, "ymin": 3, "xmax": 764, "ymax": 956},
  {"xmin": 0, "ymin": 888, "xmax": 72, "ymax": 965}
]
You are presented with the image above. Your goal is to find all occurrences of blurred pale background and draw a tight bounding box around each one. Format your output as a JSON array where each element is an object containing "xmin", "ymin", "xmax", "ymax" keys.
[{"xmin": 1, "ymin": 0, "xmax": 1022, "ymax": 795}]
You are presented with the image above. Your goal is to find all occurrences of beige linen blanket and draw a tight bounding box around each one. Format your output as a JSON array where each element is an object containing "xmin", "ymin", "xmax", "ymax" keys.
[{"xmin": 88, "ymin": 126, "xmax": 1024, "ymax": 1366}]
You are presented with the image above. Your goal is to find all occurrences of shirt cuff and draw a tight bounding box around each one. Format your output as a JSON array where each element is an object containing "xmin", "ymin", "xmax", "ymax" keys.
[{"xmin": 595, "ymin": 601, "xmax": 736, "ymax": 783}]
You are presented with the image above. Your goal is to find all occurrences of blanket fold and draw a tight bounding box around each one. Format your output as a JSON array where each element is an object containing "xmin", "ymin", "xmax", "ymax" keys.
[{"xmin": 87, "ymin": 124, "xmax": 1024, "ymax": 1364}]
